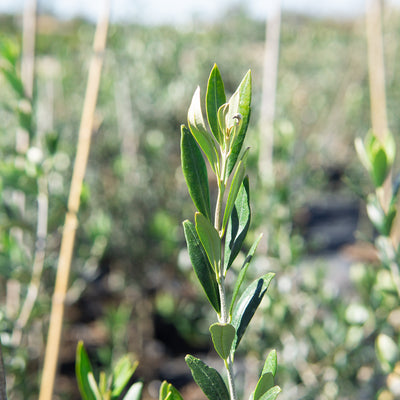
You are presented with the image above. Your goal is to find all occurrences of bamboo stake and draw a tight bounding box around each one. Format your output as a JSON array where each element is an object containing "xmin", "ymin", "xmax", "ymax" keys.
[
  {"xmin": 365, "ymin": 0, "xmax": 392, "ymax": 211},
  {"xmin": 258, "ymin": 0, "xmax": 281, "ymax": 186},
  {"xmin": 38, "ymin": 3, "xmax": 110, "ymax": 399}
]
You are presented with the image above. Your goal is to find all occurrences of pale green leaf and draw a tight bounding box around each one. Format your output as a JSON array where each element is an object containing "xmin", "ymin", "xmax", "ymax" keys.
[
  {"xmin": 209, "ymin": 323, "xmax": 236, "ymax": 360},
  {"xmin": 188, "ymin": 86, "xmax": 219, "ymax": 173},
  {"xmin": 206, "ymin": 64, "xmax": 226, "ymax": 144},
  {"xmin": 123, "ymin": 382, "xmax": 143, "ymax": 400}
]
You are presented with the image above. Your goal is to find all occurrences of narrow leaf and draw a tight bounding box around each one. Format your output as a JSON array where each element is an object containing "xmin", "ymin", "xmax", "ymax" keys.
[
  {"xmin": 123, "ymin": 382, "xmax": 143, "ymax": 400},
  {"xmin": 76, "ymin": 341, "xmax": 97, "ymax": 400},
  {"xmin": 258, "ymin": 386, "xmax": 281, "ymax": 400},
  {"xmin": 232, "ymin": 273, "xmax": 275, "ymax": 351},
  {"xmin": 195, "ymin": 212, "xmax": 221, "ymax": 272},
  {"xmin": 0, "ymin": 67, "xmax": 25, "ymax": 98},
  {"xmin": 227, "ymin": 70, "xmax": 251, "ymax": 175},
  {"xmin": 206, "ymin": 64, "xmax": 226, "ymax": 144},
  {"xmin": 185, "ymin": 355, "xmax": 230, "ymax": 400},
  {"xmin": 181, "ymin": 125, "xmax": 211, "ymax": 220},
  {"xmin": 183, "ymin": 220, "xmax": 220, "ymax": 313},
  {"xmin": 224, "ymin": 176, "xmax": 251, "ymax": 271},
  {"xmin": 87, "ymin": 372, "xmax": 102, "ymax": 400},
  {"xmin": 229, "ymin": 234, "xmax": 263, "ymax": 316},
  {"xmin": 251, "ymin": 373, "xmax": 274, "ymax": 400},
  {"xmin": 371, "ymin": 148, "xmax": 388, "ymax": 188},
  {"xmin": 209, "ymin": 323, "xmax": 236, "ymax": 360},
  {"xmin": 188, "ymin": 86, "xmax": 219, "ymax": 172},
  {"xmin": 111, "ymin": 356, "xmax": 138, "ymax": 397},
  {"xmin": 262, "ymin": 350, "xmax": 278, "ymax": 377},
  {"xmin": 222, "ymin": 149, "xmax": 248, "ymax": 235},
  {"xmin": 159, "ymin": 381, "xmax": 184, "ymax": 400}
]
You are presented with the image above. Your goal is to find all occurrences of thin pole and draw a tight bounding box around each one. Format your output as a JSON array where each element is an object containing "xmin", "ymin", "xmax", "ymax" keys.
[
  {"xmin": 258, "ymin": 0, "xmax": 281, "ymax": 186},
  {"xmin": 38, "ymin": 3, "xmax": 110, "ymax": 399},
  {"xmin": 366, "ymin": 0, "xmax": 392, "ymax": 212}
]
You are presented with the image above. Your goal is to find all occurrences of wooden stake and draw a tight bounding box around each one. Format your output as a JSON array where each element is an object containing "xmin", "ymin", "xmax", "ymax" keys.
[
  {"xmin": 38, "ymin": 2, "xmax": 110, "ymax": 399},
  {"xmin": 366, "ymin": 0, "xmax": 392, "ymax": 212},
  {"xmin": 258, "ymin": 0, "xmax": 281, "ymax": 186}
]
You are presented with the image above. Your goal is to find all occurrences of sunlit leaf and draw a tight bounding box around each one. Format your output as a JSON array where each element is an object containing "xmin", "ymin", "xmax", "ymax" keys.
[
  {"xmin": 376, "ymin": 333, "xmax": 399, "ymax": 373},
  {"xmin": 185, "ymin": 355, "xmax": 230, "ymax": 400},
  {"xmin": 76, "ymin": 341, "xmax": 97, "ymax": 400},
  {"xmin": 258, "ymin": 386, "xmax": 281, "ymax": 400},
  {"xmin": 226, "ymin": 70, "xmax": 251, "ymax": 175},
  {"xmin": 251, "ymin": 373, "xmax": 274, "ymax": 400},
  {"xmin": 159, "ymin": 381, "xmax": 183, "ymax": 400},
  {"xmin": 206, "ymin": 64, "xmax": 226, "ymax": 144},
  {"xmin": 188, "ymin": 86, "xmax": 219, "ymax": 173},
  {"xmin": 262, "ymin": 350, "xmax": 278, "ymax": 377},
  {"xmin": 111, "ymin": 356, "xmax": 138, "ymax": 397},
  {"xmin": 123, "ymin": 382, "xmax": 143, "ymax": 400},
  {"xmin": 209, "ymin": 323, "xmax": 236, "ymax": 360}
]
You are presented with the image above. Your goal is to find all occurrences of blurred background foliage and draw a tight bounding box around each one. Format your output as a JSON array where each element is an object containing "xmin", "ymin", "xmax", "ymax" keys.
[{"xmin": 1, "ymin": 4, "xmax": 400, "ymax": 399}]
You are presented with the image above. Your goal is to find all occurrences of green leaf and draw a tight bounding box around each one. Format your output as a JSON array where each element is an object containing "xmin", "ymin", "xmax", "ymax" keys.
[
  {"xmin": 366, "ymin": 194, "xmax": 395, "ymax": 236},
  {"xmin": 229, "ymin": 234, "xmax": 263, "ymax": 316},
  {"xmin": 222, "ymin": 149, "xmax": 248, "ymax": 235},
  {"xmin": 183, "ymin": 220, "xmax": 220, "ymax": 313},
  {"xmin": 206, "ymin": 64, "xmax": 226, "ymax": 144},
  {"xmin": 188, "ymin": 86, "xmax": 219, "ymax": 173},
  {"xmin": 258, "ymin": 386, "xmax": 281, "ymax": 400},
  {"xmin": 227, "ymin": 70, "xmax": 251, "ymax": 175},
  {"xmin": 209, "ymin": 323, "xmax": 236, "ymax": 360},
  {"xmin": 0, "ymin": 67, "xmax": 25, "ymax": 98},
  {"xmin": 88, "ymin": 372, "xmax": 102, "ymax": 400},
  {"xmin": 0, "ymin": 39, "xmax": 19, "ymax": 66},
  {"xmin": 122, "ymin": 382, "xmax": 143, "ymax": 400},
  {"xmin": 185, "ymin": 355, "xmax": 230, "ymax": 400},
  {"xmin": 218, "ymin": 103, "xmax": 229, "ymax": 144},
  {"xmin": 376, "ymin": 333, "xmax": 400, "ymax": 373},
  {"xmin": 232, "ymin": 273, "xmax": 275, "ymax": 351},
  {"xmin": 111, "ymin": 356, "xmax": 138, "ymax": 397},
  {"xmin": 224, "ymin": 176, "xmax": 251, "ymax": 271},
  {"xmin": 251, "ymin": 373, "xmax": 274, "ymax": 400},
  {"xmin": 371, "ymin": 148, "xmax": 388, "ymax": 188},
  {"xmin": 159, "ymin": 381, "xmax": 184, "ymax": 400},
  {"xmin": 181, "ymin": 125, "xmax": 212, "ymax": 220},
  {"xmin": 159, "ymin": 381, "xmax": 170, "ymax": 400},
  {"xmin": 75, "ymin": 341, "xmax": 97, "ymax": 400},
  {"xmin": 195, "ymin": 212, "xmax": 221, "ymax": 272},
  {"xmin": 17, "ymin": 105, "xmax": 33, "ymax": 140},
  {"xmin": 262, "ymin": 350, "xmax": 278, "ymax": 377}
]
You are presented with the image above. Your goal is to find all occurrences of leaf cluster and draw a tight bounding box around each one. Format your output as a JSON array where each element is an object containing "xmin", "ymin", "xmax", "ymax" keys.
[{"xmin": 181, "ymin": 65, "xmax": 280, "ymax": 400}]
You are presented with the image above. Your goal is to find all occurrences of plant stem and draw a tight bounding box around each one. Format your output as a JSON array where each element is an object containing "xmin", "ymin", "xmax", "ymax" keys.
[
  {"xmin": 225, "ymin": 357, "xmax": 237, "ymax": 400},
  {"xmin": 218, "ymin": 275, "xmax": 227, "ymax": 323},
  {"xmin": 215, "ymin": 175, "xmax": 237, "ymax": 400}
]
